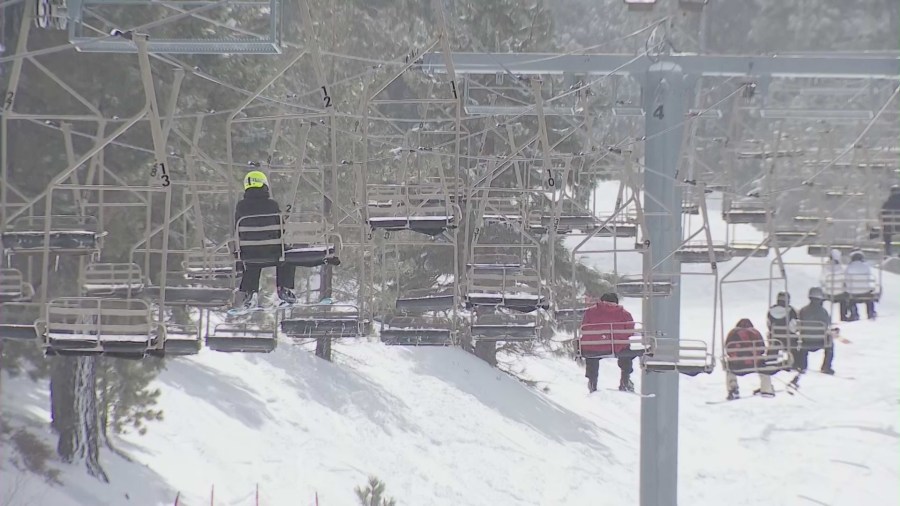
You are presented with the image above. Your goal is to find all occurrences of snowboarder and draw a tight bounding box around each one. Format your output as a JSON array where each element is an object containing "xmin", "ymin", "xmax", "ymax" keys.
[
  {"xmin": 579, "ymin": 292, "xmax": 642, "ymax": 393},
  {"xmin": 797, "ymin": 287, "xmax": 835, "ymax": 375},
  {"xmin": 881, "ymin": 185, "xmax": 900, "ymax": 256},
  {"xmin": 233, "ymin": 170, "xmax": 297, "ymax": 311},
  {"xmin": 820, "ymin": 249, "xmax": 849, "ymax": 321},
  {"xmin": 844, "ymin": 250, "xmax": 877, "ymax": 321},
  {"xmin": 723, "ymin": 318, "xmax": 775, "ymax": 400}
]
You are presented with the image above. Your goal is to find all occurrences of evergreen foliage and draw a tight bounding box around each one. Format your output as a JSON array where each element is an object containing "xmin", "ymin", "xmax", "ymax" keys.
[{"xmin": 354, "ymin": 476, "xmax": 397, "ymax": 506}]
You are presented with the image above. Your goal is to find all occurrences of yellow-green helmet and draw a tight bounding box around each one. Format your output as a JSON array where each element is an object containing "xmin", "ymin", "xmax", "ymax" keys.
[{"xmin": 244, "ymin": 170, "xmax": 268, "ymax": 190}]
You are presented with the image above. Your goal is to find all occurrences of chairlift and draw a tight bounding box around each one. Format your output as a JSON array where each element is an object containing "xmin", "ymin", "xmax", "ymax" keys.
[
  {"xmin": 641, "ymin": 336, "xmax": 715, "ymax": 376},
  {"xmin": 81, "ymin": 262, "xmax": 144, "ymax": 297},
  {"xmin": 36, "ymin": 297, "xmax": 162, "ymax": 358},
  {"xmin": 722, "ymin": 340, "xmax": 793, "ymax": 375},
  {"xmin": 676, "ymin": 242, "xmax": 733, "ymax": 263},
  {"xmin": 770, "ymin": 320, "xmax": 833, "ymax": 353},
  {"xmin": 379, "ymin": 314, "xmax": 453, "ymax": 346},
  {"xmin": 1, "ymin": 215, "xmax": 105, "ymax": 255},
  {"xmin": 205, "ymin": 323, "xmax": 277, "ymax": 353},
  {"xmin": 280, "ymin": 303, "xmax": 364, "ymax": 339},
  {"xmin": 615, "ymin": 274, "xmax": 674, "ymax": 298},
  {"xmin": 0, "ymin": 268, "xmax": 35, "ymax": 302},
  {"xmin": 157, "ymin": 323, "xmax": 202, "ymax": 356},
  {"xmin": 0, "ymin": 302, "xmax": 40, "ymax": 341},
  {"xmin": 469, "ymin": 311, "xmax": 539, "ymax": 342}
]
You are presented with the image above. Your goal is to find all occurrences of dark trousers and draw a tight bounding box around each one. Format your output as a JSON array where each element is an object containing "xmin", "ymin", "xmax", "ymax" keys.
[
  {"xmin": 847, "ymin": 299, "xmax": 876, "ymax": 320},
  {"xmin": 238, "ymin": 262, "xmax": 296, "ymax": 293},
  {"xmin": 585, "ymin": 355, "xmax": 635, "ymax": 384},
  {"xmin": 885, "ymin": 231, "xmax": 893, "ymax": 256},
  {"xmin": 791, "ymin": 347, "xmax": 833, "ymax": 372}
]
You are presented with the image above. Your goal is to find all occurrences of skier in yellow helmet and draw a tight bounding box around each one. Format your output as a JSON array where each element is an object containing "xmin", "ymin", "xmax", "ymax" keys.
[{"xmin": 233, "ymin": 169, "xmax": 297, "ymax": 311}]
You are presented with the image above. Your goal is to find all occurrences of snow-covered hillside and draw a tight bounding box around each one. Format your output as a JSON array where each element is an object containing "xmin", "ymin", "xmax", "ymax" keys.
[{"xmin": 2, "ymin": 184, "xmax": 898, "ymax": 506}]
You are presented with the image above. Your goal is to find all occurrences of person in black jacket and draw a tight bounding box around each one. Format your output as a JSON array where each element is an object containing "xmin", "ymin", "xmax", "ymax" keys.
[
  {"xmin": 234, "ymin": 170, "xmax": 297, "ymax": 310},
  {"xmin": 882, "ymin": 185, "xmax": 900, "ymax": 256}
]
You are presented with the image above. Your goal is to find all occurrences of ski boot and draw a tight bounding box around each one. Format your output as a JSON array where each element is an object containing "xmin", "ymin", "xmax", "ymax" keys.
[
  {"xmin": 587, "ymin": 378, "xmax": 597, "ymax": 393},
  {"xmin": 727, "ymin": 389, "xmax": 740, "ymax": 401},
  {"xmin": 228, "ymin": 291, "xmax": 258, "ymax": 316},
  {"xmin": 821, "ymin": 366, "xmax": 835, "ymax": 375},
  {"xmin": 752, "ymin": 388, "xmax": 775, "ymax": 398},
  {"xmin": 277, "ymin": 286, "xmax": 297, "ymax": 307},
  {"xmin": 618, "ymin": 378, "xmax": 635, "ymax": 392}
]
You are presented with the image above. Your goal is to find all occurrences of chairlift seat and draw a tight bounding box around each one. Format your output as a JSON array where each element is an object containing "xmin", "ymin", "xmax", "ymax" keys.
[
  {"xmin": 284, "ymin": 244, "xmax": 338, "ymax": 267},
  {"xmin": 205, "ymin": 324, "xmax": 276, "ymax": 353},
  {"xmin": 37, "ymin": 297, "xmax": 160, "ymax": 357},
  {"xmin": 616, "ymin": 276, "xmax": 674, "ymax": 298},
  {"xmin": 82, "ymin": 263, "xmax": 144, "ymax": 297},
  {"xmin": 144, "ymin": 283, "xmax": 234, "ymax": 307},
  {"xmin": 728, "ymin": 243, "xmax": 770, "ymax": 258},
  {"xmin": 380, "ymin": 316, "xmax": 452, "ymax": 346},
  {"xmin": 772, "ymin": 230, "xmax": 819, "ymax": 245},
  {"xmin": 0, "ymin": 302, "xmax": 40, "ymax": 340},
  {"xmin": 281, "ymin": 304, "xmax": 362, "ymax": 338},
  {"xmin": 642, "ymin": 338, "xmax": 714, "ymax": 376},
  {"xmin": 770, "ymin": 320, "xmax": 832, "ymax": 351},
  {"xmin": 182, "ymin": 250, "xmax": 237, "ymax": 280},
  {"xmin": 395, "ymin": 292, "xmax": 454, "ymax": 312},
  {"xmin": 157, "ymin": 325, "xmax": 201, "ymax": 355},
  {"xmin": 0, "ymin": 268, "xmax": 35, "ymax": 302},
  {"xmin": 1, "ymin": 216, "xmax": 102, "ymax": 254},
  {"xmin": 470, "ymin": 323, "xmax": 536, "ymax": 341},
  {"xmin": 676, "ymin": 245, "xmax": 733, "ymax": 263},
  {"xmin": 723, "ymin": 340, "xmax": 793, "ymax": 375}
]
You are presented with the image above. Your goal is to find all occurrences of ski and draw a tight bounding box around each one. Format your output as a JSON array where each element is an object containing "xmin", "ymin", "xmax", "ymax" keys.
[
  {"xmin": 606, "ymin": 388, "xmax": 655, "ymax": 398},
  {"xmin": 706, "ymin": 391, "xmax": 782, "ymax": 404}
]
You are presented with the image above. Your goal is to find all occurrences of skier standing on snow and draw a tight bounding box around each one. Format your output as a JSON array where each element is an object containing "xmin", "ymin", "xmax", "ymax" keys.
[
  {"xmin": 881, "ymin": 185, "xmax": 900, "ymax": 256},
  {"xmin": 579, "ymin": 292, "xmax": 642, "ymax": 393},
  {"xmin": 820, "ymin": 249, "xmax": 849, "ymax": 321},
  {"xmin": 797, "ymin": 287, "xmax": 835, "ymax": 376},
  {"xmin": 844, "ymin": 250, "xmax": 877, "ymax": 321},
  {"xmin": 724, "ymin": 318, "xmax": 775, "ymax": 400},
  {"xmin": 233, "ymin": 169, "xmax": 297, "ymax": 311}
]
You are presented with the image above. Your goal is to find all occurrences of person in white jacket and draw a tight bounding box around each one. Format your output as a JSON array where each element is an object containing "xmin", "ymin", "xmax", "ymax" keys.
[
  {"xmin": 820, "ymin": 249, "xmax": 849, "ymax": 321},
  {"xmin": 844, "ymin": 250, "xmax": 877, "ymax": 320}
]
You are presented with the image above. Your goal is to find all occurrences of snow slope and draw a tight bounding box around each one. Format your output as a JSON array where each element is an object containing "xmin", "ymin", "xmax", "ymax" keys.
[{"xmin": 2, "ymin": 182, "xmax": 898, "ymax": 506}]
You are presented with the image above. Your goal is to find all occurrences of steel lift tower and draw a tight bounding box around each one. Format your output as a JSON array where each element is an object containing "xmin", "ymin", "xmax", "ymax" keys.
[{"xmin": 420, "ymin": 43, "xmax": 899, "ymax": 506}]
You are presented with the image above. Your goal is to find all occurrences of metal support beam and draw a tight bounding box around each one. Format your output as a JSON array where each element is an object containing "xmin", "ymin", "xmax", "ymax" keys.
[
  {"xmin": 640, "ymin": 62, "xmax": 685, "ymax": 506},
  {"xmin": 421, "ymin": 52, "xmax": 900, "ymax": 79}
]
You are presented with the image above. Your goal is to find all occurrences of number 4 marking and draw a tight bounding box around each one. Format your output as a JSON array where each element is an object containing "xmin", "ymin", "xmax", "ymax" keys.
[{"xmin": 653, "ymin": 105, "xmax": 664, "ymax": 119}]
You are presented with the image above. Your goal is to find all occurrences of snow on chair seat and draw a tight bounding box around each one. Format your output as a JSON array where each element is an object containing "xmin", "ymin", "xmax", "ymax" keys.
[
  {"xmin": 1, "ymin": 215, "xmax": 103, "ymax": 254},
  {"xmin": 772, "ymin": 229, "xmax": 819, "ymax": 245},
  {"xmin": 36, "ymin": 297, "xmax": 160, "ymax": 358},
  {"xmin": 379, "ymin": 315, "xmax": 453, "ymax": 346},
  {"xmin": 205, "ymin": 323, "xmax": 276, "ymax": 353},
  {"xmin": 0, "ymin": 302, "xmax": 40, "ymax": 341},
  {"xmin": 395, "ymin": 288, "xmax": 455, "ymax": 312},
  {"xmin": 723, "ymin": 340, "xmax": 793, "ymax": 375},
  {"xmin": 642, "ymin": 338, "xmax": 714, "ymax": 376},
  {"xmin": 728, "ymin": 242, "xmax": 770, "ymax": 258},
  {"xmin": 0, "ymin": 268, "xmax": 35, "ymax": 302},
  {"xmin": 616, "ymin": 274, "xmax": 674, "ymax": 298},
  {"xmin": 280, "ymin": 303, "xmax": 363, "ymax": 339},
  {"xmin": 676, "ymin": 242, "xmax": 733, "ymax": 263},
  {"xmin": 722, "ymin": 203, "xmax": 767, "ymax": 224},
  {"xmin": 82, "ymin": 262, "xmax": 144, "ymax": 297}
]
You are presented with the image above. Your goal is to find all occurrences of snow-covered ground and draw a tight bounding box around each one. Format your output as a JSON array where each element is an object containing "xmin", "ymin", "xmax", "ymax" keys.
[{"xmin": 2, "ymin": 182, "xmax": 898, "ymax": 505}]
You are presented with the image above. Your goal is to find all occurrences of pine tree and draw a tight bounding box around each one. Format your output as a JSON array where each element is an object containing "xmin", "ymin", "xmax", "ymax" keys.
[{"xmin": 354, "ymin": 476, "xmax": 397, "ymax": 506}]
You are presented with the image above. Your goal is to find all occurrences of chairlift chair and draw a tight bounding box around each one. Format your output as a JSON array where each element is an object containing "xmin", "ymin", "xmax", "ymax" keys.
[
  {"xmin": 0, "ymin": 268, "xmax": 35, "ymax": 302},
  {"xmin": 469, "ymin": 311, "xmax": 539, "ymax": 342},
  {"xmin": 575, "ymin": 320, "xmax": 648, "ymax": 360},
  {"xmin": 157, "ymin": 323, "xmax": 202, "ymax": 356},
  {"xmin": 205, "ymin": 323, "xmax": 277, "ymax": 353},
  {"xmin": 36, "ymin": 297, "xmax": 162, "ymax": 358},
  {"xmin": 280, "ymin": 303, "xmax": 364, "ymax": 339},
  {"xmin": 1, "ymin": 215, "xmax": 105, "ymax": 255},
  {"xmin": 81, "ymin": 262, "xmax": 144, "ymax": 297},
  {"xmin": 615, "ymin": 274, "xmax": 674, "ymax": 298},
  {"xmin": 722, "ymin": 339, "xmax": 793, "ymax": 376},
  {"xmin": 0, "ymin": 302, "xmax": 40, "ymax": 341},
  {"xmin": 769, "ymin": 320, "xmax": 833, "ymax": 353},
  {"xmin": 379, "ymin": 314, "xmax": 453, "ymax": 346},
  {"xmin": 641, "ymin": 336, "xmax": 714, "ymax": 376}
]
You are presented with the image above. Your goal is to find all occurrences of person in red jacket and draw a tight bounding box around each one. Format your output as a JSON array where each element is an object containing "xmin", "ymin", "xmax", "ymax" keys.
[
  {"xmin": 724, "ymin": 318, "xmax": 775, "ymax": 400},
  {"xmin": 579, "ymin": 292, "xmax": 641, "ymax": 393}
]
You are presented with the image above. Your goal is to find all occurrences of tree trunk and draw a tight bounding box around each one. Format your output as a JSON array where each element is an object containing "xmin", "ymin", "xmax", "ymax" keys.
[{"xmin": 51, "ymin": 356, "xmax": 108, "ymax": 482}]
